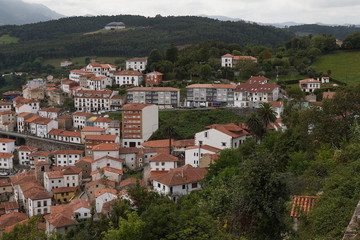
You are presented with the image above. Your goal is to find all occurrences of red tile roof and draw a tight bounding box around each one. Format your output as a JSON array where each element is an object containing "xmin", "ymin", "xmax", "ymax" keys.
[
  {"xmin": 126, "ymin": 57, "xmax": 147, "ymax": 62},
  {"xmin": 0, "ymin": 212, "xmax": 28, "ymax": 231},
  {"xmin": 186, "ymin": 145, "xmax": 222, "ymax": 153},
  {"xmin": 76, "ymin": 157, "xmax": 94, "ymax": 163},
  {"xmin": 205, "ymin": 123, "xmax": 250, "ymax": 138},
  {"xmin": 39, "ymin": 107, "xmax": 62, "ymax": 113},
  {"xmin": 114, "ymin": 70, "xmax": 143, "ymax": 76},
  {"xmin": 28, "ymin": 151, "xmax": 52, "ymax": 157},
  {"xmin": 290, "ymin": 196, "xmax": 317, "ymax": 217},
  {"xmin": 59, "ymin": 131, "xmax": 81, "ymax": 137},
  {"xmin": 48, "ymin": 129, "xmax": 65, "ymax": 135},
  {"xmin": 85, "ymin": 179, "xmax": 116, "ymax": 189},
  {"xmin": 94, "ymin": 117, "xmax": 113, "ymax": 123},
  {"xmin": 94, "ymin": 188, "xmax": 117, "ymax": 198},
  {"xmin": 23, "ymin": 187, "xmax": 51, "ymax": 200},
  {"xmin": 119, "ymin": 178, "xmax": 145, "ymax": 188},
  {"xmin": 299, "ymin": 78, "xmax": 321, "ymax": 83},
  {"xmin": 0, "ymin": 111, "xmax": 15, "ymax": 115},
  {"xmin": 44, "ymin": 213, "xmax": 78, "ymax": 228},
  {"xmin": 53, "ymin": 150, "xmax": 83, "ymax": 155},
  {"xmin": 91, "ymin": 167, "xmax": 123, "ymax": 176},
  {"xmin": 0, "ymin": 201, "xmax": 19, "ymax": 211},
  {"xmin": 150, "ymin": 153, "xmax": 178, "ymax": 162},
  {"xmin": 151, "ymin": 164, "xmax": 208, "ymax": 186},
  {"xmin": 17, "ymin": 112, "xmax": 32, "ymax": 118},
  {"xmin": 92, "ymin": 143, "xmax": 120, "ymax": 151},
  {"xmin": 94, "ymin": 155, "xmax": 124, "ymax": 163},
  {"xmin": 85, "ymin": 135, "xmax": 118, "ymax": 141},
  {"xmin": 18, "ymin": 145, "xmax": 38, "ymax": 152},
  {"xmin": 235, "ymin": 82, "xmax": 279, "ymax": 93},
  {"xmin": 81, "ymin": 126, "xmax": 106, "ymax": 132},
  {"xmin": 0, "ymin": 178, "xmax": 11, "ymax": 187},
  {"xmin": 0, "ymin": 138, "xmax": 15, "ymax": 143},
  {"xmin": 73, "ymin": 112, "xmax": 93, "ymax": 117},
  {"xmin": 186, "ymin": 84, "xmax": 236, "ymax": 89},
  {"xmin": 0, "ymin": 153, "xmax": 13, "ymax": 158}
]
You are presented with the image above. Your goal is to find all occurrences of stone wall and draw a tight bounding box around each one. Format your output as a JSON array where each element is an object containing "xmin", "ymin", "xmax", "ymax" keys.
[{"xmin": 25, "ymin": 137, "xmax": 84, "ymax": 151}]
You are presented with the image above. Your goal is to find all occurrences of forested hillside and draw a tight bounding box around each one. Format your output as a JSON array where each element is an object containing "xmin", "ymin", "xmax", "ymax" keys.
[
  {"xmin": 289, "ymin": 24, "xmax": 360, "ymax": 39},
  {"xmin": 0, "ymin": 15, "xmax": 294, "ymax": 69}
]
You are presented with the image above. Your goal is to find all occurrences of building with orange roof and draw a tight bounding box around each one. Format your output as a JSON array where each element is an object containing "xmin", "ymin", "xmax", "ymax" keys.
[
  {"xmin": 145, "ymin": 71, "xmax": 164, "ymax": 86},
  {"xmin": 126, "ymin": 87, "xmax": 180, "ymax": 108},
  {"xmin": 44, "ymin": 166, "xmax": 82, "ymax": 192},
  {"xmin": 121, "ymin": 103, "xmax": 158, "ymax": 148},
  {"xmin": 185, "ymin": 144, "xmax": 221, "ymax": 167},
  {"xmin": 290, "ymin": 195, "xmax": 317, "ymax": 231},
  {"xmin": 0, "ymin": 111, "xmax": 16, "ymax": 131},
  {"xmin": 0, "ymin": 138, "xmax": 15, "ymax": 153},
  {"xmin": 0, "ymin": 212, "xmax": 28, "ymax": 234},
  {"xmin": 69, "ymin": 69, "xmax": 92, "ymax": 82},
  {"xmin": 52, "ymin": 187, "xmax": 78, "ymax": 203},
  {"xmin": 92, "ymin": 143, "xmax": 120, "ymax": 159},
  {"xmin": 85, "ymin": 135, "xmax": 119, "ymax": 155},
  {"xmin": 119, "ymin": 177, "xmax": 145, "ymax": 189},
  {"xmin": 80, "ymin": 126, "xmax": 106, "ymax": 143},
  {"xmin": 38, "ymin": 107, "xmax": 63, "ymax": 120},
  {"xmin": 18, "ymin": 145, "xmax": 38, "ymax": 166},
  {"xmin": 299, "ymin": 78, "xmax": 321, "ymax": 93},
  {"xmin": 28, "ymin": 151, "xmax": 52, "ymax": 168},
  {"xmin": 91, "ymin": 155, "xmax": 124, "ymax": 172},
  {"xmin": 0, "ymin": 100, "xmax": 12, "ymax": 112},
  {"xmin": 221, "ymin": 53, "xmax": 257, "ymax": 67},
  {"xmin": 75, "ymin": 157, "xmax": 93, "ymax": 178},
  {"xmin": 85, "ymin": 62, "xmax": 117, "ymax": 77},
  {"xmin": 17, "ymin": 112, "xmax": 34, "ymax": 133},
  {"xmin": 85, "ymin": 179, "xmax": 116, "ymax": 203},
  {"xmin": 114, "ymin": 70, "xmax": 144, "ymax": 87},
  {"xmin": 13, "ymin": 96, "xmax": 40, "ymax": 114},
  {"xmin": 0, "ymin": 152, "xmax": 14, "ymax": 171},
  {"xmin": 86, "ymin": 76, "xmax": 113, "ymax": 91},
  {"xmin": 126, "ymin": 57, "xmax": 147, "ymax": 71},
  {"xmin": 23, "ymin": 185, "xmax": 52, "ymax": 217},
  {"xmin": 95, "ymin": 188, "xmax": 118, "ymax": 213},
  {"xmin": 74, "ymin": 90, "xmax": 118, "ymax": 112},
  {"xmin": 149, "ymin": 153, "xmax": 178, "ymax": 172},
  {"xmin": 0, "ymin": 178, "xmax": 12, "ymax": 198},
  {"xmin": 91, "ymin": 166, "xmax": 123, "ymax": 183},
  {"xmin": 186, "ymin": 84, "xmax": 237, "ymax": 107},
  {"xmin": 0, "ymin": 201, "xmax": 19, "ymax": 215},
  {"xmin": 151, "ymin": 165, "xmax": 208, "ymax": 200},
  {"xmin": 58, "ymin": 131, "xmax": 82, "ymax": 144},
  {"xmin": 194, "ymin": 123, "xmax": 250, "ymax": 151}
]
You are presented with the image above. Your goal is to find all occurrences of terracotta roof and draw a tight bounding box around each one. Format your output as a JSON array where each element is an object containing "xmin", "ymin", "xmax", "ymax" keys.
[
  {"xmin": 299, "ymin": 78, "xmax": 321, "ymax": 83},
  {"xmin": 34, "ymin": 160, "xmax": 50, "ymax": 166},
  {"xmin": 52, "ymin": 166, "xmax": 82, "ymax": 175},
  {"xmin": 46, "ymin": 171, "xmax": 63, "ymax": 179},
  {"xmin": 23, "ymin": 116, "xmax": 40, "ymax": 123},
  {"xmin": 142, "ymin": 139, "xmax": 194, "ymax": 148},
  {"xmin": 48, "ymin": 129, "xmax": 65, "ymax": 135},
  {"xmin": 92, "ymin": 143, "xmax": 120, "ymax": 151},
  {"xmin": 0, "ymin": 201, "xmax": 19, "ymax": 211},
  {"xmin": 0, "ymin": 152, "xmax": 13, "ymax": 158},
  {"xmin": 151, "ymin": 165, "xmax": 208, "ymax": 186},
  {"xmin": 0, "ymin": 178, "xmax": 11, "ymax": 187},
  {"xmin": 70, "ymin": 69, "xmax": 91, "ymax": 73},
  {"xmin": 290, "ymin": 196, "xmax": 317, "ymax": 217},
  {"xmin": 126, "ymin": 57, "xmax": 147, "ymax": 62},
  {"xmin": 17, "ymin": 112, "xmax": 32, "ymax": 118},
  {"xmin": 119, "ymin": 178, "xmax": 145, "ymax": 188},
  {"xmin": 268, "ymin": 101, "xmax": 283, "ymax": 108},
  {"xmin": 222, "ymin": 54, "xmax": 234, "ymax": 58},
  {"xmin": 23, "ymin": 187, "xmax": 51, "ymax": 200},
  {"xmin": 10, "ymin": 171, "xmax": 36, "ymax": 186},
  {"xmin": 76, "ymin": 156, "xmax": 94, "ymax": 163},
  {"xmin": 114, "ymin": 70, "xmax": 143, "ymax": 76},
  {"xmin": 94, "ymin": 117, "xmax": 113, "ymax": 123},
  {"xmin": 28, "ymin": 151, "xmax": 52, "ymax": 157},
  {"xmin": 0, "ymin": 212, "xmax": 28, "ymax": 231},
  {"xmin": 205, "ymin": 123, "xmax": 250, "ymax": 138},
  {"xmin": 32, "ymin": 117, "xmax": 53, "ymax": 125},
  {"xmin": 0, "ymin": 100, "xmax": 12, "ymax": 106},
  {"xmin": 147, "ymin": 71, "xmax": 164, "ymax": 76},
  {"xmin": 38, "ymin": 107, "xmax": 62, "ymax": 113},
  {"xmin": 127, "ymin": 87, "xmax": 179, "ymax": 92},
  {"xmin": 85, "ymin": 179, "xmax": 116, "ymax": 189},
  {"xmin": 186, "ymin": 145, "xmax": 222, "ymax": 153},
  {"xmin": 58, "ymin": 115, "xmax": 72, "ymax": 120},
  {"xmin": 81, "ymin": 126, "xmax": 106, "ymax": 132},
  {"xmin": 150, "ymin": 153, "xmax": 179, "ymax": 162},
  {"xmin": 247, "ymin": 76, "xmax": 269, "ymax": 83},
  {"xmin": 3, "ymin": 91, "xmax": 22, "ymax": 95},
  {"xmin": 91, "ymin": 167, "xmax": 123, "ymax": 176},
  {"xmin": 94, "ymin": 188, "xmax": 117, "ymax": 198},
  {"xmin": 233, "ymin": 55, "xmax": 257, "ymax": 61},
  {"xmin": 18, "ymin": 145, "xmax": 38, "ymax": 152},
  {"xmin": 85, "ymin": 135, "xmax": 118, "ymax": 141},
  {"xmin": 44, "ymin": 213, "xmax": 78, "ymax": 228},
  {"xmin": 94, "ymin": 155, "xmax": 124, "ymax": 163},
  {"xmin": 73, "ymin": 112, "xmax": 93, "ymax": 117},
  {"xmin": 186, "ymin": 84, "xmax": 236, "ymax": 89},
  {"xmin": 52, "ymin": 187, "xmax": 77, "ymax": 194},
  {"xmin": 53, "ymin": 150, "xmax": 83, "ymax": 155},
  {"xmin": 59, "ymin": 131, "xmax": 81, "ymax": 137},
  {"xmin": 121, "ymin": 103, "xmax": 153, "ymax": 111},
  {"xmin": 0, "ymin": 111, "xmax": 15, "ymax": 115},
  {"xmin": 0, "ymin": 138, "xmax": 15, "ymax": 143},
  {"xmin": 235, "ymin": 82, "xmax": 279, "ymax": 93}
]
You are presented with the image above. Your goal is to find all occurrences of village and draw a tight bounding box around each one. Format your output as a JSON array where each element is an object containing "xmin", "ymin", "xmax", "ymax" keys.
[{"xmin": 0, "ymin": 52, "xmax": 338, "ymax": 237}]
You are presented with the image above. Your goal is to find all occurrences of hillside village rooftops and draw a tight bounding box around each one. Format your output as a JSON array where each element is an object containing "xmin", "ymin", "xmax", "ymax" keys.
[
  {"xmin": 94, "ymin": 117, "xmax": 113, "ymax": 123},
  {"xmin": 28, "ymin": 151, "xmax": 52, "ymax": 157},
  {"xmin": 0, "ymin": 178, "xmax": 11, "ymax": 187},
  {"xmin": 127, "ymin": 87, "xmax": 180, "ymax": 92},
  {"xmin": 205, "ymin": 123, "xmax": 250, "ymax": 138},
  {"xmin": 150, "ymin": 153, "xmax": 179, "ymax": 162},
  {"xmin": 94, "ymin": 188, "xmax": 117, "ymax": 198},
  {"xmin": 18, "ymin": 145, "xmax": 38, "ymax": 152},
  {"xmin": 92, "ymin": 143, "xmax": 120, "ymax": 151},
  {"xmin": 0, "ymin": 100, "xmax": 12, "ymax": 105},
  {"xmin": 94, "ymin": 155, "xmax": 124, "ymax": 163},
  {"xmin": 121, "ymin": 103, "xmax": 153, "ymax": 111},
  {"xmin": 73, "ymin": 112, "xmax": 93, "ymax": 117},
  {"xmin": 114, "ymin": 70, "xmax": 143, "ymax": 76},
  {"xmin": 0, "ymin": 153, "xmax": 13, "ymax": 158},
  {"xmin": 59, "ymin": 131, "xmax": 81, "ymax": 137},
  {"xmin": 0, "ymin": 212, "xmax": 28, "ymax": 231},
  {"xmin": 52, "ymin": 150, "xmax": 83, "ymax": 155},
  {"xmin": 17, "ymin": 112, "xmax": 32, "ymax": 117},
  {"xmin": 147, "ymin": 71, "xmax": 164, "ymax": 75},
  {"xmin": 85, "ymin": 179, "xmax": 116, "ymax": 189},
  {"xmin": 0, "ymin": 138, "xmax": 15, "ymax": 143},
  {"xmin": 85, "ymin": 135, "xmax": 117, "ymax": 141},
  {"xmin": 142, "ymin": 139, "xmax": 194, "ymax": 148},
  {"xmin": 186, "ymin": 84, "xmax": 237, "ymax": 89},
  {"xmin": 81, "ymin": 126, "xmax": 106, "ymax": 132},
  {"xmin": 186, "ymin": 145, "xmax": 222, "ymax": 153}
]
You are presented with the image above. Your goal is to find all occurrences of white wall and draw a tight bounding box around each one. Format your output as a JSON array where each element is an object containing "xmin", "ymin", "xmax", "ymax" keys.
[
  {"xmin": 95, "ymin": 193, "xmax": 117, "ymax": 213},
  {"xmin": 185, "ymin": 147, "xmax": 218, "ymax": 167},
  {"xmin": 195, "ymin": 129, "xmax": 231, "ymax": 150},
  {"xmin": 142, "ymin": 105, "xmax": 158, "ymax": 141}
]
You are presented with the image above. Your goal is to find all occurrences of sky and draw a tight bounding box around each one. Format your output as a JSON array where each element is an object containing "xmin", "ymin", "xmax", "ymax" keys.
[{"xmin": 23, "ymin": 0, "xmax": 360, "ymax": 25}]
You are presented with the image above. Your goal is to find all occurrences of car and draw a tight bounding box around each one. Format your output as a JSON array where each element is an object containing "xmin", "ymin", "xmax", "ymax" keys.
[{"xmin": 0, "ymin": 172, "xmax": 9, "ymax": 176}]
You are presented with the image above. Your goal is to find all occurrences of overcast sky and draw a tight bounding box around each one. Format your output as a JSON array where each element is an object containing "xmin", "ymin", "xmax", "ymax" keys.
[{"xmin": 23, "ymin": 0, "xmax": 360, "ymax": 24}]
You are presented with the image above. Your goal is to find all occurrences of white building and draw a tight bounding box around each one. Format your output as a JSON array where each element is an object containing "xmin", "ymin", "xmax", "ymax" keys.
[
  {"xmin": 91, "ymin": 167, "xmax": 123, "ymax": 183},
  {"xmin": 30, "ymin": 117, "xmax": 58, "ymax": 138},
  {"xmin": 85, "ymin": 63, "xmax": 117, "ymax": 77},
  {"xmin": 23, "ymin": 187, "xmax": 52, "ymax": 217},
  {"xmin": 186, "ymin": 84, "xmax": 236, "ymax": 107},
  {"xmin": 92, "ymin": 143, "xmax": 120, "ymax": 160},
  {"xmin": 299, "ymin": 78, "xmax": 321, "ymax": 93},
  {"xmin": 121, "ymin": 104, "xmax": 158, "ymax": 148},
  {"xmin": 185, "ymin": 145, "xmax": 221, "ymax": 168},
  {"xmin": 69, "ymin": 69, "xmax": 92, "ymax": 82},
  {"xmin": 0, "ymin": 153, "xmax": 14, "ymax": 170},
  {"xmin": 17, "ymin": 112, "xmax": 33, "ymax": 133},
  {"xmin": 38, "ymin": 107, "xmax": 63, "ymax": 120},
  {"xmin": 0, "ymin": 138, "xmax": 15, "ymax": 153},
  {"xmin": 194, "ymin": 123, "xmax": 250, "ymax": 150},
  {"xmin": 95, "ymin": 188, "xmax": 118, "ymax": 213},
  {"xmin": 149, "ymin": 153, "xmax": 178, "ymax": 172},
  {"xmin": 73, "ymin": 112, "xmax": 93, "ymax": 129},
  {"xmin": 54, "ymin": 150, "xmax": 84, "ymax": 167},
  {"xmin": 44, "ymin": 166, "xmax": 82, "ymax": 192},
  {"xmin": 114, "ymin": 70, "xmax": 144, "ymax": 87},
  {"xmin": 151, "ymin": 165, "xmax": 208, "ymax": 200},
  {"xmin": 18, "ymin": 145, "xmax": 38, "ymax": 166},
  {"xmin": 91, "ymin": 155, "xmax": 124, "ymax": 172},
  {"xmin": 126, "ymin": 57, "xmax": 147, "ymax": 72},
  {"xmin": 221, "ymin": 54, "xmax": 257, "ymax": 68},
  {"xmin": 74, "ymin": 90, "xmax": 119, "ymax": 112},
  {"xmin": 87, "ymin": 76, "xmax": 113, "ymax": 91},
  {"xmin": 0, "ymin": 100, "xmax": 12, "ymax": 112},
  {"xmin": 126, "ymin": 87, "xmax": 181, "ymax": 108}
]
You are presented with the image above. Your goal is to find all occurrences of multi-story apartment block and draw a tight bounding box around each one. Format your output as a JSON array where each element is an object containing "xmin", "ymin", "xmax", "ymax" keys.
[
  {"xmin": 125, "ymin": 57, "xmax": 147, "ymax": 71},
  {"xmin": 74, "ymin": 90, "xmax": 119, "ymax": 112},
  {"xmin": 73, "ymin": 112, "xmax": 93, "ymax": 129},
  {"xmin": 53, "ymin": 150, "xmax": 84, "ymax": 167},
  {"xmin": 121, "ymin": 104, "xmax": 158, "ymax": 148},
  {"xmin": 113, "ymin": 70, "xmax": 144, "ymax": 87},
  {"xmin": 221, "ymin": 54, "xmax": 257, "ymax": 67},
  {"xmin": 234, "ymin": 82, "xmax": 280, "ymax": 108},
  {"xmin": 126, "ymin": 87, "xmax": 180, "ymax": 108},
  {"xmin": 0, "ymin": 153, "xmax": 14, "ymax": 171},
  {"xmin": 186, "ymin": 84, "xmax": 236, "ymax": 107}
]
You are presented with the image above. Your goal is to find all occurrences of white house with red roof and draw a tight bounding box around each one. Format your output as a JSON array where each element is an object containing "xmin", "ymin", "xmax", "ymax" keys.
[
  {"xmin": 151, "ymin": 165, "xmax": 208, "ymax": 199},
  {"xmin": 95, "ymin": 188, "xmax": 118, "ymax": 213},
  {"xmin": 74, "ymin": 90, "xmax": 118, "ymax": 112},
  {"xmin": 269, "ymin": 101, "xmax": 284, "ymax": 118},
  {"xmin": 38, "ymin": 107, "xmax": 63, "ymax": 120},
  {"xmin": 18, "ymin": 145, "xmax": 38, "ymax": 166},
  {"xmin": 0, "ymin": 138, "xmax": 15, "ymax": 153},
  {"xmin": 91, "ymin": 156, "xmax": 124, "ymax": 172},
  {"xmin": 44, "ymin": 166, "xmax": 82, "ymax": 192},
  {"xmin": 126, "ymin": 57, "xmax": 147, "ymax": 71},
  {"xmin": 247, "ymin": 76, "xmax": 269, "ymax": 84},
  {"xmin": 185, "ymin": 145, "xmax": 222, "ymax": 167},
  {"xmin": 29, "ymin": 117, "xmax": 58, "ymax": 138},
  {"xmin": 299, "ymin": 78, "xmax": 321, "ymax": 92},
  {"xmin": 69, "ymin": 69, "xmax": 92, "ymax": 82},
  {"xmin": 85, "ymin": 63, "xmax": 117, "ymax": 77},
  {"xmin": 0, "ymin": 152, "xmax": 14, "ymax": 170},
  {"xmin": 221, "ymin": 54, "xmax": 257, "ymax": 67},
  {"xmin": 234, "ymin": 82, "xmax": 280, "ymax": 108},
  {"xmin": 93, "ymin": 117, "xmax": 113, "ymax": 129},
  {"xmin": 0, "ymin": 100, "xmax": 12, "ymax": 112},
  {"xmin": 195, "ymin": 123, "xmax": 250, "ymax": 150},
  {"xmin": 149, "ymin": 153, "xmax": 178, "ymax": 172},
  {"xmin": 22, "ymin": 184, "xmax": 52, "ymax": 217},
  {"xmin": 86, "ymin": 76, "xmax": 113, "ymax": 91},
  {"xmin": 92, "ymin": 143, "xmax": 120, "ymax": 159},
  {"xmin": 114, "ymin": 70, "xmax": 144, "ymax": 87},
  {"xmin": 13, "ymin": 97, "xmax": 39, "ymax": 114},
  {"xmin": 53, "ymin": 150, "xmax": 84, "ymax": 167},
  {"xmin": 17, "ymin": 112, "xmax": 33, "ymax": 133}
]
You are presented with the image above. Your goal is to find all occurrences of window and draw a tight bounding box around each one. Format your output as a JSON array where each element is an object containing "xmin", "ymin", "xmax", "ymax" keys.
[
  {"xmin": 43, "ymin": 201, "xmax": 47, "ymax": 206},
  {"xmin": 222, "ymin": 142, "xmax": 226, "ymax": 147},
  {"xmin": 37, "ymin": 201, "xmax": 41, "ymax": 207},
  {"xmin": 182, "ymin": 185, "xmax": 186, "ymax": 189},
  {"xmin": 192, "ymin": 182, "xmax": 198, "ymax": 188},
  {"xmin": 198, "ymin": 141, "xmax": 203, "ymax": 145},
  {"xmin": 204, "ymin": 132, "xmax": 208, "ymax": 137}
]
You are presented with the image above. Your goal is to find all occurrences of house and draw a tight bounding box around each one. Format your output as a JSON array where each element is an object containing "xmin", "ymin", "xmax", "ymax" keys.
[
  {"xmin": 95, "ymin": 188, "xmax": 118, "ymax": 213},
  {"xmin": 93, "ymin": 117, "xmax": 113, "ymax": 129},
  {"xmin": 0, "ymin": 212, "xmax": 28, "ymax": 235},
  {"xmin": 126, "ymin": 57, "xmax": 147, "ymax": 71},
  {"xmin": 45, "ymin": 87, "xmax": 66, "ymax": 106},
  {"xmin": 85, "ymin": 179, "xmax": 116, "ymax": 204},
  {"xmin": 0, "ymin": 138, "xmax": 15, "ymax": 153},
  {"xmin": 69, "ymin": 69, "xmax": 92, "ymax": 82},
  {"xmin": 85, "ymin": 63, "xmax": 117, "ymax": 76},
  {"xmin": 85, "ymin": 134, "xmax": 119, "ymax": 156},
  {"xmin": 119, "ymin": 178, "xmax": 145, "ymax": 189},
  {"xmin": 44, "ymin": 199, "xmax": 91, "ymax": 236},
  {"xmin": 185, "ymin": 145, "xmax": 221, "ymax": 167},
  {"xmin": 74, "ymin": 90, "xmax": 119, "ymax": 112},
  {"xmin": 105, "ymin": 22, "xmax": 125, "ymax": 30},
  {"xmin": 141, "ymin": 139, "xmax": 195, "ymax": 152},
  {"xmin": 58, "ymin": 131, "xmax": 81, "ymax": 144},
  {"xmin": 247, "ymin": 76, "xmax": 269, "ymax": 84},
  {"xmin": 92, "ymin": 143, "xmax": 120, "ymax": 159},
  {"xmin": 38, "ymin": 107, "xmax": 63, "ymax": 120},
  {"xmin": 119, "ymin": 147, "xmax": 158, "ymax": 169},
  {"xmin": 73, "ymin": 112, "xmax": 93, "ymax": 129},
  {"xmin": 221, "ymin": 54, "xmax": 257, "ymax": 67},
  {"xmin": 28, "ymin": 151, "xmax": 52, "ymax": 168},
  {"xmin": 75, "ymin": 157, "xmax": 93, "ymax": 179},
  {"xmin": 114, "ymin": 70, "xmax": 144, "ymax": 87},
  {"xmin": 146, "ymin": 71, "xmax": 164, "ymax": 86},
  {"xmin": 18, "ymin": 145, "xmax": 38, "ymax": 166},
  {"xmin": 299, "ymin": 78, "xmax": 321, "ymax": 92},
  {"xmin": 61, "ymin": 80, "xmax": 79, "ymax": 94},
  {"xmin": 151, "ymin": 165, "xmax": 208, "ymax": 200},
  {"xmin": 0, "ymin": 153, "xmax": 14, "ymax": 171},
  {"xmin": 2, "ymin": 91, "xmax": 22, "ymax": 101},
  {"xmin": 53, "ymin": 150, "xmax": 84, "ymax": 167},
  {"xmin": 52, "ymin": 187, "xmax": 77, "ymax": 203},
  {"xmin": 321, "ymin": 76, "xmax": 330, "ymax": 83},
  {"xmin": 44, "ymin": 166, "xmax": 82, "ymax": 192},
  {"xmin": 91, "ymin": 155, "xmax": 124, "ymax": 172},
  {"xmin": 194, "ymin": 123, "xmax": 250, "ymax": 150},
  {"xmin": 0, "ymin": 178, "xmax": 12, "ymax": 199},
  {"xmin": 29, "ymin": 117, "xmax": 58, "ymax": 138},
  {"xmin": 121, "ymin": 104, "xmax": 159, "ymax": 148},
  {"xmin": 81, "ymin": 126, "xmax": 106, "ymax": 144},
  {"xmin": 199, "ymin": 153, "xmax": 219, "ymax": 168},
  {"xmin": 58, "ymin": 115, "xmax": 73, "ymax": 130},
  {"xmin": 0, "ymin": 111, "xmax": 15, "ymax": 131},
  {"xmin": 86, "ymin": 76, "xmax": 113, "ymax": 90},
  {"xmin": 0, "ymin": 101, "xmax": 12, "ymax": 112},
  {"xmin": 0, "ymin": 201, "xmax": 19, "ymax": 215},
  {"xmin": 28, "ymin": 87, "xmax": 45, "ymax": 100},
  {"xmin": 17, "ymin": 112, "xmax": 33, "ymax": 133},
  {"xmin": 234, "ymin": 82, "xmax": 280, "ymax": 108},
  {"xmin": 290, "ymin": 195, "xmax": 317, "ymax": 231},
  {"xmin": 186, "ymin": 84, "xmax": 236, "ymax": 107},
  {"xmin": 126, "ymin": 87, "xmax": 181, "ymax": 108},
  {"xmin": 149, "ymin": 153, "xmax": 178, "ymax": 172},
  {"xmin": 13, "ymin": 97, "xmax": 39, "ymax": 113},
  {"xmin": 23, "ymin": 186, "xmax": 52, "ymax": 216},
  {"xmin": 91, "ymin": 167, "xmax": 123, "ymax": 183}
]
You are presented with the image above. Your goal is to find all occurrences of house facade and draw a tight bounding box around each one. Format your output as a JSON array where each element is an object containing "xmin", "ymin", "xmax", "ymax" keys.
[
  {"xmin": 126, "ymin": 87, "xmax": 180, "ymax": 108},
  {"xmin": 186, "ymin": 84, "xmax": 236, "ymax": 107}
]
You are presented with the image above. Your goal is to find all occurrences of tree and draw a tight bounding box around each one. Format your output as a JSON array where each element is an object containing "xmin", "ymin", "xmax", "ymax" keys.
[
  {"xmin": 147, "ymin": 49, "xmax": 164, "ymax": 71},
  {"xmin": 165, "ymin": 44, "xmax": 178, "ymax": 63},
  {"xmin": 245, "ymin": 113, "xmax": 266, "ymax": 142},
  {"xmin": 2, "ymin": 216, "xmax": 47, "ymax": 240},
  {"xmin": 199, "ymin": 64, "xmax": 213, "ymax": 80},
  {"xmin": 257, "ymin": 102, "xmax": 277, "ymax": 127}
]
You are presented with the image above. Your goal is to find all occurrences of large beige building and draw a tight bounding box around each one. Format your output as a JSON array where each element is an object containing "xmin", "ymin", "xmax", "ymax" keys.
[{"xmin": 126, "ymin": 87, "xmax": 180, "ymax": 108}]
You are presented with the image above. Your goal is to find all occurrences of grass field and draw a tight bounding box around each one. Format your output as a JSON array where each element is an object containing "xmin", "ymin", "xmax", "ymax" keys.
[
  {"xmin": 311, "ymin": 51, "xmax": 360, "ymax": 84},
  {"xmin": 0, "ymin": 35, "xmax": 19, "ymax": 44},
  {"xmin": 44, "ymin": 56, "xmax": 127, "ymax": 69}
]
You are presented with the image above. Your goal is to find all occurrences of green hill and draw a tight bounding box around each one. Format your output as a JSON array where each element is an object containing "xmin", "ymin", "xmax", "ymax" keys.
[
  {"xmin": 311, "ymin": 50, "xmax": 360, "ymax": 84},
  {"xmin": 0, "ymin": 15, "xmax": 294, "ymax": 70},
  {"xmin": 289, "ymin": 24, "xmax": 360, "ymax": 39}
]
